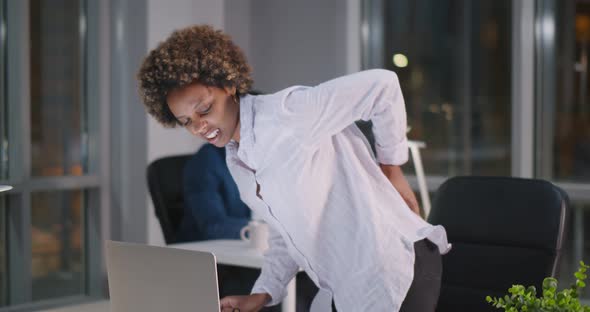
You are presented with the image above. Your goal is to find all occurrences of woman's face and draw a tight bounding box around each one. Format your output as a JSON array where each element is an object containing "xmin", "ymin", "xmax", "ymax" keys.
[{"xmin": 167, "ymin": 82, "xmax": 240, "ymax": 147}]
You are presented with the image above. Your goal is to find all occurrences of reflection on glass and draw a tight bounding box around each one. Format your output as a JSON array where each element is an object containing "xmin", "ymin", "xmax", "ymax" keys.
[
  {"xmin": 31, "ymin": 190, "xmax": 84, "ymax": 301},
  {"xmin": 30, "ymin": 0, "xmax": 85, "ymax": 177},
  {"xmin": 0, "ymin": 196, "xmax": 6, "ymax": 306},
  {"xmin": 378, "ymin": 0, "xmax": 512, "ymax": 176},
  {"xmin": 553, "ymin": 1, "xmax": 590, "ymax": 182},
  {"xmin": 558, "ymin": 203, "xmax": 590, "ymax": 298},
  {"xmin": 0, "ymin": 0, "xmax": 7, "ymax": 180}
]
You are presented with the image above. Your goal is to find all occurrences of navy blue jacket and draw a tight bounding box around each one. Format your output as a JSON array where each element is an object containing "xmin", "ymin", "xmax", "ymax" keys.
[{"xmin": 177, "ymin": 144, "xmax": 250, "ymax": 241}]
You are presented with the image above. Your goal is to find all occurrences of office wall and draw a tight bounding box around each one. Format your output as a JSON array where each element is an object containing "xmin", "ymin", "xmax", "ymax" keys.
[
  {"xmin": 146, "ymin": 0, "xmax": 224, "ymax": 245},
  {"xmin": 145, "ymin": 0, "xmax": 361, "ymax": 245},
  {"xmin": 224, "ymin": 0, "xmax": 253, "ymax": 68},
  {"xmin": 247, "ymin": 0, "xmax": 361, "ymax": 93}
]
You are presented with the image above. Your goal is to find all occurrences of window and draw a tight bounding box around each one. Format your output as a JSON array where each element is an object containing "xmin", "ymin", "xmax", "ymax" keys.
[
  {"xmin": 363, "ymin": 0, "xmax": 512, "ymax": 177},
  {"xmin": 28, "ymin": 0, "xmax": 89, "ymax": 303},
  {"xmin": 30, "ymin": 0, "xmax": 86, "ymax": 178},
  {"xmin": 0, "ymin": 0, "xmax": 6, "ymax": 180},
  {"xmin": 0, "ymin": 0, "xmax": 8, "ymax": 306},
  {"xmin": 540, "ymin": 0, "xmax": 590, "ymax": 183},
  {"xmin": 0, "ymin": 197, "xmax": 6, "ymax": 307},
  {"xmin": 559, "ymin": 202, "xmax": 590, "ymax": 298},
  {"xmin": 31, "ymin": 190, "xmax": 85, "ymax": 301},
  {"xmin": 537, "ymin": 0, "xmax": 590, "ymax": 299},
  {"xmin": 0, "ymin": 0, "xmax": 103, "ymax": 309}
]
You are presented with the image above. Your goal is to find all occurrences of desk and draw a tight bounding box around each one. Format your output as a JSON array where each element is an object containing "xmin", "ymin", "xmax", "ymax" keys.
[{"xmin": 171, "ymin": 239, "xmax": 297, "ymax": 312}]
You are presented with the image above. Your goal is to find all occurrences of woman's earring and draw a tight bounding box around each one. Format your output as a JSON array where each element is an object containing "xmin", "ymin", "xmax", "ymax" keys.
[{"xmin": 233, "ymin": 94, "xmax": 239, "ymax": 104}]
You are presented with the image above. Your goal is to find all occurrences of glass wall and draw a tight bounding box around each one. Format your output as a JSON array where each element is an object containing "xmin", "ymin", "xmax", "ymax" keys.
[
  {"xmin": 0, "ymin": 196, "xmax": 6, "ymax": 307},
  {"xmin": 550, "ymin": 0, "xmax": 590, "ymax": 183},
  {"xmin": 31, "ymin": 190, "xmax": 85, "ymax": 301},
  {"xmin": 29, "ymin": 0, "xmax": 88, "ymax": 303},
  {"xmin": 365, "ymin": 0, "xmax": 590, "ymax": 300},
  {"xmin": 0, "ymin": 1, "xmax": 7, "ymax": 306},
  {"xmin": 30, "ymin": 0, "xmax": 85, "ymax": 177},
  {"xmin": 365, "ymin": 0, "xmax": 512, "ymax": 177},
  {"xmin": 558, "ymin": 202, "xmax": 590, "ymax": 298},
  {"xmin": 542, "ymin": 0, "xmax": 590, "ymax": 299},
  {"xmin": 0, "ymin": 0, "xmax": 102, "ymax": 309},
  {"xmin": 0, "ymin": 0, "xmax": 6, "ymax": 180}
]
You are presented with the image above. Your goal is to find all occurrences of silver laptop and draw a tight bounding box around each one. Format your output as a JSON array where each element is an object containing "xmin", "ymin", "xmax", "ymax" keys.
[{"xmin": 106, "ymin": 240, "xmax": 220, "ymax": 312}]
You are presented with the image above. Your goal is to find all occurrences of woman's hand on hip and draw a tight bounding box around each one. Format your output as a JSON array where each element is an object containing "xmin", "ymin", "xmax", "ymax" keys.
[{"xmin": 379, "ymin": 163, "xmax": 421, "ymax": 217}]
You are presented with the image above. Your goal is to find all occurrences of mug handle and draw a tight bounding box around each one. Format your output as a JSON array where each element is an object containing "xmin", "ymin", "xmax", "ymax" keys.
[{"xmin": 240, "ymin": 226, "xmax": 251, "ymax": 241}]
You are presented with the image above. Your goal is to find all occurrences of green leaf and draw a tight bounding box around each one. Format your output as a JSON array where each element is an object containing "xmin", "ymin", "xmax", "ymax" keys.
[
  {"xmin": 487, "ymin": 260, "xmax": 590, "ymax": 311},
  {"xmin": 543, "ymin": 277, "xmax": 558, "ymax": 290},
  {"xmin": 575, "ymin": 272, "xmax": 587, "ymax": 280}
]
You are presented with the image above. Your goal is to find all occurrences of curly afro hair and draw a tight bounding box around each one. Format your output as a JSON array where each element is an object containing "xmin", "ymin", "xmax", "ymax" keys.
[{"xmin": 137, "ymin": 25, "xmax": 253, "ymax": 128}]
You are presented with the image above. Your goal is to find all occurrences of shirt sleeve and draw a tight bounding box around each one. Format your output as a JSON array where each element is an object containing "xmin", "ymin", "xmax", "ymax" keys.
[
  {"xmin": 183, "ymin": 162, "xmax": 249, "ymax": 240},
  {"xmin": 276, "ymin": 69, "xmax": 408, "ymax": 165},
  {"xmin": 251, "ymin": 225, "xmax": 299, "ymax": 306}
]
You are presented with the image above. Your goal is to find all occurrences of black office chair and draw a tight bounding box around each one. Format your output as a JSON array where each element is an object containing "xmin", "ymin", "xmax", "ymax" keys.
[
  {"xmin": 428, "ymin": 176, "xmax": 569, "ymax": 312},
  {"xmin": 147, "ymin": 154, "xmax": 191, "ymax": 244}
]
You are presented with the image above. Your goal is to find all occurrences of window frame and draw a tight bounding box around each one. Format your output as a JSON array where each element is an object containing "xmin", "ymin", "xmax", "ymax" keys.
[{"xmin": 0, "ymin": 0, "xmax": 105, "ymax": 310}]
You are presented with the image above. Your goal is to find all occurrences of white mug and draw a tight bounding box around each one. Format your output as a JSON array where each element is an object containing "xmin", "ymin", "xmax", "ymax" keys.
[
  {"xmin": 0, "ymin": 185, "xmax": 12, "ymax": 193},
  {"xmin": 240, "ymin": 220, "xmax": 269, "ymax": 251}
]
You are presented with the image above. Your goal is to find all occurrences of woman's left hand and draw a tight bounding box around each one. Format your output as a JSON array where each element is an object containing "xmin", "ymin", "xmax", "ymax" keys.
[
  {"xmin": 379, "ymin": 163, "xmax": 422, "ymax": 217},
  {"xmin": 219, "ymin": 293, "xmax": 270, "ymax": 312}
]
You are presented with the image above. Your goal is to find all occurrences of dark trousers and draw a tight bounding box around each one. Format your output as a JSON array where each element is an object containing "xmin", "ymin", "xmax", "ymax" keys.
[
  {"xmin": 399, "ymin": 238, "xmax": 443, "ymax": 312},
  {"xmin": 331, "ymin": 239, "xmax": 442, "ymax": 312}
]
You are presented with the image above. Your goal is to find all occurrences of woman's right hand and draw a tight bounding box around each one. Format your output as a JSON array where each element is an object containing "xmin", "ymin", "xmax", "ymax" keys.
[{"xmin": 219, "ymin": 293, "xmax": 271, "ymax": 312}]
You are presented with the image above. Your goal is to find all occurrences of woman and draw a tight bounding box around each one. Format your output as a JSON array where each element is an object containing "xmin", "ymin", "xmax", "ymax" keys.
[{"xmin": 137, "ymin": 25, "xmax": 451, "ymax": 312}]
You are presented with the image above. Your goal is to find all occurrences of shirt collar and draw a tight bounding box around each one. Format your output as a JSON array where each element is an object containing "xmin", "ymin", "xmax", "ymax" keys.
[{"xmin": 228, "ymin": 94, "xmax": 256, "ymax": 170}]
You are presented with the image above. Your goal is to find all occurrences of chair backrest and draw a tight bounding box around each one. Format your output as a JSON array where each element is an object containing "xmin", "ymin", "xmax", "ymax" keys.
[
  {"xmin": 147, "ymin": 155, "xmax": 191, "ymax": 244},
  {"xmin": 428, "ymin": 176, "xmax": 569, "ymax": 312}
]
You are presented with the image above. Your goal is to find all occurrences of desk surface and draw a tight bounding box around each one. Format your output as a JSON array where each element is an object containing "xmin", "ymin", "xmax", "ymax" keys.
[
  {"xmin": 40, "ymin": 301, "xmax": 109, "ymax": 312},
  {"xmin": 171, "ymin": 239, "xmax": 266, "ymax": 269},
  {"xmin": 171, "ymin": 240, "xmax": 300, "ymax": 312},
  {"xmin": 41, "ymin": 241, "xmax": 265, "ymax": 311}
]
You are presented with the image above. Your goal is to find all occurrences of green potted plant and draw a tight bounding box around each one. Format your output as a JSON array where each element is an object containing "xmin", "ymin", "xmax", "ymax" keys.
[{"xmin": 486, "ymin": 261, "xmax": 590, "ymax": 311}]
